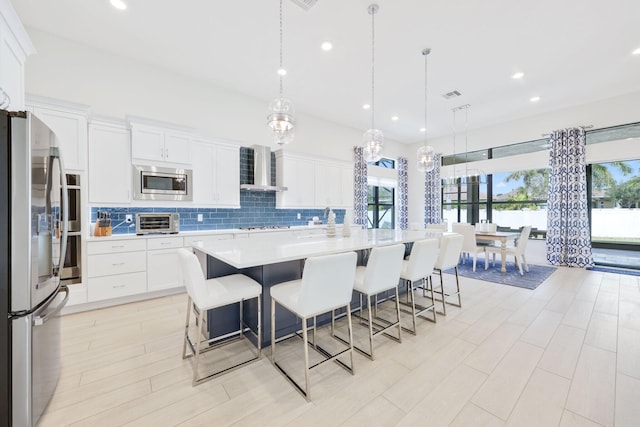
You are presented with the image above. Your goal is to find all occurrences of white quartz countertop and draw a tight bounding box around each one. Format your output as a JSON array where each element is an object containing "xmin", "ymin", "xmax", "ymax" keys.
[
  {"xmin": 192, "ymin": 229, "xmax": 448, "ymax": 269},
  {"xmin": 86, "ymin": 225, "xmax": 331, "ymax": 242}
]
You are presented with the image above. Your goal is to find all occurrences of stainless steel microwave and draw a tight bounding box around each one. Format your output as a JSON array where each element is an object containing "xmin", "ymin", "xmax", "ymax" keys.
[{"xmin": 133, "ymin": 165, "xmax": 193, "ymax": 201}]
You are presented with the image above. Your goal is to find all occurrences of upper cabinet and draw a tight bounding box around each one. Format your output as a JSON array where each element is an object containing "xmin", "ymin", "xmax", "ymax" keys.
[
  {"xmin": 276, "ymin": 151, "xmax": 353, "ymax": 209},
  {"xmin": 0, "ymin": 0, "xmax": 35, "ymax": 110},
  {"xmin": 130, "ymin": 118, "xmax": 191, "ymax": 165},
  {"xmin": 275, "ymin": 152, "xmax": 316, "ymax": 209},
  {"xmin": 27, "ymin": 96, "xmax": 90, "ymax": 172},
  {"xmin": 191, "ymin": 139, "xmax": 240, "ymax": 207},
  {"xmin": 88, "ymin": 119, "xmax": 132, "ymax": 204}
]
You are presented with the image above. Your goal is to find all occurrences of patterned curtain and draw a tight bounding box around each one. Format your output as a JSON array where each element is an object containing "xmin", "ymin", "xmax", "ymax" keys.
[
  {"xmin": 353, "ymin": 146, "xmax": 368, "ymax": 227},
  {"xmin": 397, "ymin": 157, "xmax": 409, "ymax": 229},
  {"xmin": 424, "ymin": 153, "xmax": 442, "ymax": 225},
  {"xmin": 546, "ymin": 128, "xmax": 594, "ymax": 267}
]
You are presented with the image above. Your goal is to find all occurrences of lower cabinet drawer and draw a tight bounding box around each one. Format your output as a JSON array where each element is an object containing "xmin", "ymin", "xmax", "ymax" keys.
[
  {"xmin": 88, "ymin": 251, "xmax": 146, "ymax": 278},
  {"xmin": 88, "ymin": 272, "xmax": 147, "ymax": 302}
]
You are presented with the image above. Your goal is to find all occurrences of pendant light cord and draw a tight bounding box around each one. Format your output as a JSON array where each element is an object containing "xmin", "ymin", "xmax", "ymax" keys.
[
  {"xmin": 279, "ymin": 0, "xmax": 284, "ymax": 98},
  {"xmin": 370, "ymin": 5, "xmax": 376, "ymax": 131},
  {"xmin": 423, "ymin": 49, "xmax": 429, "ymax": 149}
]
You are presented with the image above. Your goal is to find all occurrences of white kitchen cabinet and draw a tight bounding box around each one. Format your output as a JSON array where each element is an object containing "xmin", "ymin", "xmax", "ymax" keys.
[
  {"xmin": 87, "ymin": 239, "xmax": 147, "ymax": 302},
  {"xmin": 315, "ymin": 161, "xmax": 341, "ymax": 208},
  {"xmin": 89, "ymin": 273, "xmax": 147, "ymax": 303},
  {"xmin": 88, "ymin": 120, "xmax": 132, "ymax": 204},
  {"xmin": 0, "ymin": 2, "xmax": 34, "ymax": 110},
  {"xmin": 27, "ymin": 97, "xmax": 90, "ymax": 171},
  {"xmin": 131, "ymin": 123, "xmax": 191, "ymax": 164},
  {"xmin": 215, "ymin": 144, "xmax": 240, "ymax": 206},
  {"xmin": 276, "ymin": 151, "xmax": 353, "ymax": 209},
  {"xmin": 147, "ymin": 236, "xmax": 184, "ymax": 291},
  {"xmin": 191, "ymin": 139, "xmax": 240, "ymax": 207},
  {"xmin": 275, "ymin": 152, "xmax": 316, "ymax": 208},
  {"xmin": 183, "ymin": 233, "xmax": 235, "ymax": 248}
]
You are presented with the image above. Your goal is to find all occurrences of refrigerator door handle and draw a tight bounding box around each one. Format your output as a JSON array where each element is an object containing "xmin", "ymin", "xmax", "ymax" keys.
[
  {"xmin": 52, "ymin": 148, "xmax": 69, "ymax": 274},
  {"xmin": 33, "ymin": 285, "xmax": 69, "ymax": 326}
]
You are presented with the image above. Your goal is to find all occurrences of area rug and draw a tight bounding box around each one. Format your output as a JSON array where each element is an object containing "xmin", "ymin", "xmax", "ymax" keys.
[
  {"xmin": 587, "ymin": 266, "xmax": 640, "ymax": 277},
  {"xmin": 443, "ymin": 257, "xmax": 557, "ymax": 290}
]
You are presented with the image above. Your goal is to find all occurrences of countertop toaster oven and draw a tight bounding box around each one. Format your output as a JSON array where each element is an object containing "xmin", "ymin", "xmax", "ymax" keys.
[{"xmin": 136, "ymin": 212, "xmax": 180, "ymax": 235}]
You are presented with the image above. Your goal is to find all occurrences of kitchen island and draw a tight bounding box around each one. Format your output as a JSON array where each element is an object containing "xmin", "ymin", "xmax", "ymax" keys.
[{"xmin": 192, "ymin": 228, "xmax": 447, "ymax": 346}]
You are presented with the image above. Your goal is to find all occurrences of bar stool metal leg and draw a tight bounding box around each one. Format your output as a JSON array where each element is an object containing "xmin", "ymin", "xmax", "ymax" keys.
[
  {"xmin": 302, "ymin": 317, "xmax": 311, "ymax": 401},
  {"xmin": 182, "ymin": 296, "xmax": 192, "ymax": 360}
]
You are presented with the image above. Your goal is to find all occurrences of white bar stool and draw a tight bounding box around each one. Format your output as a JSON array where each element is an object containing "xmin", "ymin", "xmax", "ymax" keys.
[
  {"xmin": 398, "ymin": 238, "xmax": 439, "ymax": 334},
  {"xmin": 177, "ymin": 248, "xmax": 262, "ymax": 386},
  {"xmin": 348, "ymin": 244, "xmax": 405, "ymax": 360},
  {"xmin": 270, "ymin": 251, "xmax": 357, "ymax": 401},
  {"xmin": 432, "ymin": 234, "xmax": 465, "ymax": 315}
]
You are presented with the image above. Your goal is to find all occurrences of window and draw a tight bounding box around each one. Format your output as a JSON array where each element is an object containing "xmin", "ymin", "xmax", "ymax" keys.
[
  {"xmin": 442, "ymin": 177, "xmax": 489, "ymax": 226},
  {"xmin": 369, "ymin": 158, "xmax": 395, "ymax": 168},
  {"xmin": 368, "ymin": 185, "xmax": 394, "ymax": 229},
  {"xmin": 491, "ymin": 168, "xmax": 548, "ymax": 238}
]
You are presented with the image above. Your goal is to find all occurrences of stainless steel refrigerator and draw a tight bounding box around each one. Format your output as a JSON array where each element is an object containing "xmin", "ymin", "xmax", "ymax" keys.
[{"xmin": 1, "ymin": 110, "xmax": 70, "ymax": 427}]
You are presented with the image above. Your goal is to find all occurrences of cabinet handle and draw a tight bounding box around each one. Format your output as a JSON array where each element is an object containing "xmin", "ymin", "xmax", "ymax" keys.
[
  {"xmin": 165, "ymin": 148, "xmax": 169, "ymax": 158},
  {"xmin": 112, "ymin": 262, "xmax": 125, "ymax": 266},
  {"xmin": 160, "ymin": 242, "xmax": 172, "ymax": 245},
  {"xmin": 113, "ymin": 284, "xmax": 126, "ymax": 289},
  {"xmin": 161, "ymin": 147, "xmax": 164, "ymax": 158},
  {"xmin": 112, "ymin": 245, "xmax": 125, "ymax": 249}
]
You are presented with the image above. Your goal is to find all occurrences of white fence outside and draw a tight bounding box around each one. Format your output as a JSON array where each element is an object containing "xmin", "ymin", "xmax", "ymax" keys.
[{"xmin": 442, "ymin": 208, "xmax": 640, "ymax": 240}]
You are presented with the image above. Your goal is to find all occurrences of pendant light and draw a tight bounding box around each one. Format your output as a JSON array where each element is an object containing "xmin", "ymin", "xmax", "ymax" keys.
[
  {"xmin": 363, "ymin": 3, "xmax": 383, "ymax": 162},
  {"xmin": 267, "ymin": 0, "xmax": 295, "ymax": 145},
  {"xmin": 446, "ymin": 104, "xmax": 486, "ymax": 185},
  {"xmin": 417, "ymin": 48, "xmax": 435, "ymax": 172}
]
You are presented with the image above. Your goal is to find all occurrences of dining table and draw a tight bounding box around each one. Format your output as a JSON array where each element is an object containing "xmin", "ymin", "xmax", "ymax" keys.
[{"xmin": 474, "ymin": 231, "xmax": 520, "ymax": 273}]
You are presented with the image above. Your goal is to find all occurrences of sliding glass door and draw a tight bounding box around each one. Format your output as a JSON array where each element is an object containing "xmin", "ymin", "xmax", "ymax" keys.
[{"xmin": 589, "ymin": 160, "xmax": 640, "ymax": 267}]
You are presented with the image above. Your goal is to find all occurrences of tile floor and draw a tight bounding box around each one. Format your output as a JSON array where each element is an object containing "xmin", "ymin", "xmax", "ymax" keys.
[{"xmin": 38, "ymin": 263, "xmax": 640, "ymax": 426}]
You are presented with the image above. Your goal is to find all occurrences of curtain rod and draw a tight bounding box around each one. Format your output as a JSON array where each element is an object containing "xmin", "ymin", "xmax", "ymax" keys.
[{"xmin": 541, "ymin": 124, "xmax": 593, "ymax": 138}]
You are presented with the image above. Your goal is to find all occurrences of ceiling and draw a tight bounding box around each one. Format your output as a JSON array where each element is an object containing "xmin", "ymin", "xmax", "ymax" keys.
[{"xmin": 12, "ymin": 0, "xmax": 640, "ymax": 144}]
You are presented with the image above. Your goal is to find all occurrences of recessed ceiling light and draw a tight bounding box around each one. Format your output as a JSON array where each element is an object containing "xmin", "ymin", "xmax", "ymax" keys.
[
  {"xmin": 633, "ymin": 47, "xmax": 640, "ymax": 55},
  {"xmin": 321, "ymin": 42, "xmax": 333, "ymax": 51},
  {"xmin": 362, "ymin": 104, "xmax": 371, "ymax": 110},
  {"xmin": 419, "ymin": 127, "xmax": 426, "ymax": 132},
  {"xmin": 512, "ymin": 72, "xmax": 524, "ymax": 79},
  {"xmin": 530, "ymin": 96, "xmax": 541, "ymax": 102},
  {"xmin": 277, "ymin": 68, "xmax": 287, "ymax": 76},
  {"xmin": 110, "ymin": 0, "xmax": 127, "ymax": 10},
  {"xmin": 391, "ymin": 116, "xmax": 399, "ymax": 121}
]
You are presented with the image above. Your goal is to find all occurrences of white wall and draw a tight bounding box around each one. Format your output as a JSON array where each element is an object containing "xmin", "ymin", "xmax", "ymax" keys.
[{"xmin": 23, "ymin": 28, "xmax": 409, "ymax": 164}]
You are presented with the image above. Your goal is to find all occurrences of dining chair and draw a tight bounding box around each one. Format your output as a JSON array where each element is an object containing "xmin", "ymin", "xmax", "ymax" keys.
[
  {"xmin": 425, "ymin": 223, "xmax": 447, "ymax": 232},
  {"xmin": 451, "ymin": 222, "xmax": 484, "ymax": 272},
  {"xmin": 484, "ymin": 225, "xmax": 531, "ymax": 275},
  {"xmin": 178, "ymin": 248, "xmax": 262, "ymax": 386},
  {"xmin": 270, "ymin": 251, "xmax": 358, "ymax": 401},
  {"xmin": 476, "ymin": 223, "xmax": 497, "ymax": 246}
]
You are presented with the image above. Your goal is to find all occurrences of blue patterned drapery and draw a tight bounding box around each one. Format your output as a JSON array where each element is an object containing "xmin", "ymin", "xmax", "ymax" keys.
[
  {"xmin": 546, "ymin": 128, "xmax": 594, "ymax": 267},
  {"xmin": 424, "ymin": 153, "xmax": 442, "ymax": 226},
  {"xmin": 353, "ymin": 146, "xmax": 368, "ymax": 227},
  {"xmin": 397, "ymin": 157, "xmax": 409, "ymax": 230}
]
